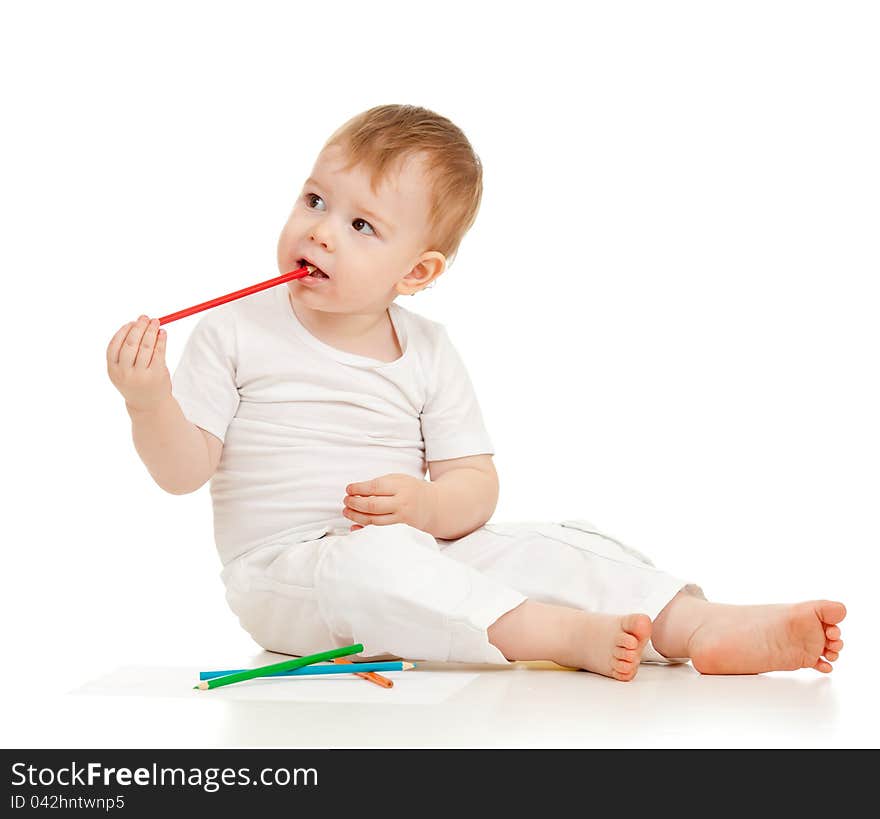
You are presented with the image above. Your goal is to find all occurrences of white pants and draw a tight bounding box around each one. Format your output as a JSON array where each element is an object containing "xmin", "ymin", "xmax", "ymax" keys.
[{"xmin": 220, "ymin": 519, "xmax": 703, "ymax": 665}]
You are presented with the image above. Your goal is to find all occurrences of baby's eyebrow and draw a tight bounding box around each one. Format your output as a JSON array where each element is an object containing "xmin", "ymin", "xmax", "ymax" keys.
[{"xmin": 304, "ymin": 176, "xmax": 393, "ymax": 232}]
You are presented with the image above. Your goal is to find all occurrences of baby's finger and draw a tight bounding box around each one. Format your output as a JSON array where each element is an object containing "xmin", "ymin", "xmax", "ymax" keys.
[
  {"xmin": 342, "ymin": 507, "xmax": 397, "ymax": 526},
  {"xmin": 134, "ymin": 318, "xmax": 160, "ymax": 369},
  {"xmin": 344, "ymin": 494, "xmax": 396, "ymax": 515},
  {"xmin": 149, "ymin": 327, "xmax": 167, "ymax": 368},
  {"xmin": 119, "ymin": 316, "xmax": 150, "ymax": 369},
  {"xmin": 106, "ymin": 322, "xmax": 134, "ymax": 367},
  {"xmin": 346, "ymin": 477, "xmax": 396, "ymax": 497}
]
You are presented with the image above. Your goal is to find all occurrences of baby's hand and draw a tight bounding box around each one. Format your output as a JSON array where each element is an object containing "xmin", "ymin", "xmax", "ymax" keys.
[
  {"xmin": 343, "ymin": 474, "xmax": 437, "ymax": 533},
  {"xmin": 106, "ymin": 315, "xmax": 172, "ymax": 412}
]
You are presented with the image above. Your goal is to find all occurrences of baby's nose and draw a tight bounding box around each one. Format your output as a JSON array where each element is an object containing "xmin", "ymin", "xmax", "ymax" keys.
[
  {"xmin": 309, "ymin": 224, "xmax": 333, "ymax": 250},
  {"xmin": 310, "ymin": 236, "xmax": 331, "ymax": 253}
]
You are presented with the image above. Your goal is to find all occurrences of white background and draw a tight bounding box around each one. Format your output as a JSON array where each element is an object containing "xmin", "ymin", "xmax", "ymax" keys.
[{"xmin": 1, "ymin": 1, "xmax": 877, "ymax": 746}]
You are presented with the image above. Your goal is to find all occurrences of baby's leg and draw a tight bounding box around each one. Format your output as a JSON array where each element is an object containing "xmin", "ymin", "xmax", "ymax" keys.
[
  {"xmin": 320, "ymin": 524, "xmax": 649, "ymax": 678},
  {"xmin": 237, "ymin": 523, "xmax": 649, "ymax": 680},
  {"xmin": 651, "ymin": 591, "xmax": 847, "ymax": 674},
  {"xmin": 308, "ymin": 523, "xmax": 530, "ymax": 664},
  {"xmin": 439, "ymin": 520, "xmax": 697, "ymax": 681},
  {"xmin": 487, "ymin": 600, "xmax": 652, "ymax": 682}
]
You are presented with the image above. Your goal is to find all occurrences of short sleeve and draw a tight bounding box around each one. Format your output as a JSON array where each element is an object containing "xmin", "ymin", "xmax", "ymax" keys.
[
  {"xmin": 420, "ymin": 325, "xmax": 494, "ymax": 462},
  {"xmin": 171, "ymin": 310, "xmax": 240, "ymax": 443}
]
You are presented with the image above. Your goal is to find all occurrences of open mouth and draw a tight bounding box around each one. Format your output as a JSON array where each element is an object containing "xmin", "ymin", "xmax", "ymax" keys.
[{"xmin": 298, "ymin": 259, "xmax": 330, "ymax": 278}]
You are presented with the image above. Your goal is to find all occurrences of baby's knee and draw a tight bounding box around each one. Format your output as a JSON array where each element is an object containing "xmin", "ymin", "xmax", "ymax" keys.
[
  {"xmin": 316, "ymin": 524, "xmax": 437, "ymax": 587},
  {"xmin": 314, "ymin": 524, "xmax": 442, "ymax": 626}
]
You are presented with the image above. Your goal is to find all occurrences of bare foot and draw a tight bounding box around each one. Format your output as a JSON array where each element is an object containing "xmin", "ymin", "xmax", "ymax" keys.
[
  {"xmin": 488, "ymin": 600, "xmax": 652, "ymax": 682},
  {"xmin": 687, "ymin": 600, "xmax": 847, "ymax": 675},
  {"xmin": 558, "ymin": 611, "xmax": 653, "ymax": 682}
]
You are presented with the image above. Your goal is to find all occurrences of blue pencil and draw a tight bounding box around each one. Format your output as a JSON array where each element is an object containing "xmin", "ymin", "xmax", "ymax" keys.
[{"xmin": 199, "ymin": 661, "xmax": 415, "ymax": 680}]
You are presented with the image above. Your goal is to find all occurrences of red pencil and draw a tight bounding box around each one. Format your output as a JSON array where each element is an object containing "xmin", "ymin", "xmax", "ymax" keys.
[{"xmin": 158, "ymin": 264, "xmax": 314, "ymax": 325}]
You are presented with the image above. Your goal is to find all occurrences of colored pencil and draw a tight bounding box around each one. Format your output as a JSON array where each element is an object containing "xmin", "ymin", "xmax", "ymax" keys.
[
  {"xmin": 198, "ymin": 661, "xmax": 414, "ymax": 680},
  {"xmin": 159, "ymin": 265, "xmax": 314, "ymax": 326},
  {"xmin": 194, "ymin": 643, "xmax": 363, "ymax": 691},
  {"xmin": 333, "ymin": 657, "xmax": 395, "ymax": 688}
]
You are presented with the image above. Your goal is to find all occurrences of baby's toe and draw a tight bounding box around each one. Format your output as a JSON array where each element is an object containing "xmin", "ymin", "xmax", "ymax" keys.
[
  {"xmin": 825, "ymin": 625, "xmax": 841, "ymax": 641},
  {"xmin": 824, "ymin": 650, "xmax": 839, "ymax": 662},
  {"xmin": 621, "ymin": 613, "xmax": 652, "ymax": 646},
  {"xmin": 819, "ymin": 601, "xmax": 846, "ymax": 626},
  {"xmin": 611, "ymin": 659, "xmax": 637, "ymax": 682},
  {"xmin": 617, "ymin": 633, "xmax": 639, "ymax": 651},
  {"xmin": 826, "ymin": 638, "xmax": 843, "ymax": 652},
  {"xmin": 812, "ymin": 658, "xmax": 833, "ymax": 673}
]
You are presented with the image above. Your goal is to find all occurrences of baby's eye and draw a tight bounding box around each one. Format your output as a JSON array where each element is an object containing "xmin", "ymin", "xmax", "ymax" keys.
[
  {"xmin": 305, "ymin": 193, "xmax": 325, "ymax": 210},
  {"xmin": 352, "ymin": 218, "xmax": 376, "ymax": 236}
]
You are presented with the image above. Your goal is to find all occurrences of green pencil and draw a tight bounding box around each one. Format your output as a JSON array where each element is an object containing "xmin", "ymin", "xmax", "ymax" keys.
[{"xmin": 194, "ymin": 643, "xmax": 364, "ymax": 691}]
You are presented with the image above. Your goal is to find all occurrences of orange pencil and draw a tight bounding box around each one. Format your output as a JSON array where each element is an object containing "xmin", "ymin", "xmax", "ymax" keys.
[{"xmin": 333, "ymin": 657, "xmax": 394, "ymax": 688}]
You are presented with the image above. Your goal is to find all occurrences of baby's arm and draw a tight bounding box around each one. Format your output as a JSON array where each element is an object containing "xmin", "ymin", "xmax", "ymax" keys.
[
  {"xmin": 127, "ymin": 398, "xmax": 221, "ymax": 494},
  {"xmin": 427, "ymin": 454, "xmax": 499, "ymax": 540},
  {"xmin": 107, "ymin": 315, "xmax": 222, "ymax": 494}
]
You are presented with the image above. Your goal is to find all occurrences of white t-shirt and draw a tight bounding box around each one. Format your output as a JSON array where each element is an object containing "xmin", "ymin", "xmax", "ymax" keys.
[{"xmin": 171, "ymin": 285, "xmax": 494, "ymax": 565}]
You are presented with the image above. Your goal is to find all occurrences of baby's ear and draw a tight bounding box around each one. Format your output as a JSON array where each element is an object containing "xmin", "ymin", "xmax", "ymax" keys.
[{"xmin": 399, "ymin": 251, "xmax": 445, "ymax": 295}]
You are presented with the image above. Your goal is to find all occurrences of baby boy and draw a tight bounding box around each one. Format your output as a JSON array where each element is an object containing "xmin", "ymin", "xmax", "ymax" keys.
[{"xmin": 107, "ymin": 104, "xmax": 845, "ymax": 680}]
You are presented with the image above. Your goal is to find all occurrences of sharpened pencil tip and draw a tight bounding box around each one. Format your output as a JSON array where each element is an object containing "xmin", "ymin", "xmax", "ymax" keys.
[{"xmin": 403, "ymin": 662, "xmax": 415, "ymax": 670}]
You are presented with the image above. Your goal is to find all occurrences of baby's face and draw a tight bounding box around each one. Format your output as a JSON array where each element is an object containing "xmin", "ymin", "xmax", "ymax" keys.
[{"xmin": 277, "ymin": 144, "xmax": 444, "ymax": 313}]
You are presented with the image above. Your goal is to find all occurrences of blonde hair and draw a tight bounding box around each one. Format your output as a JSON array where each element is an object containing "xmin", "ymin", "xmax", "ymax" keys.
[{"xmin": 323, "ymin": 104, "xmax": 483, "ymax": 264}]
